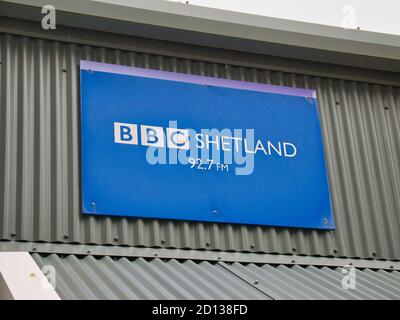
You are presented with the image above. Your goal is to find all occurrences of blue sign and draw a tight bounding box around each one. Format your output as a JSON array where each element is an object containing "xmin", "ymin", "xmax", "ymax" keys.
[{"xmin": 80, "ymin": 60, "xmax": 334, "ymax": 229}]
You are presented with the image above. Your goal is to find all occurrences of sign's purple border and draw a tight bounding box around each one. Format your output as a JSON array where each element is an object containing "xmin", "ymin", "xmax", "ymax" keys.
[{"xmin": 80, "ymin": 60, "xmax": 317, "ymax": 99}]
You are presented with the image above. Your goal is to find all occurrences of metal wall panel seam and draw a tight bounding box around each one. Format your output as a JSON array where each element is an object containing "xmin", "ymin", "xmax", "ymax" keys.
[{"xmin": 217, "ymin": 261, "xmax": 276, "ymax": 300}]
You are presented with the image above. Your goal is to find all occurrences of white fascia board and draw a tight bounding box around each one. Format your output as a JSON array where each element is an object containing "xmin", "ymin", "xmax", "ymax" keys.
[{"xmin": 0, "ymin": 252, "xmax": 60, "ymax": 300}]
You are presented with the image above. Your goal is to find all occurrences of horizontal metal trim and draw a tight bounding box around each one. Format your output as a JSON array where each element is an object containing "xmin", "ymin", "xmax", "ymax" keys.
[
  {"xmin": 1, "ymin": 241, "xmax": 399, "ymax": 271},
  {"xmin": 1, "ymin": 17, "xmax": 400, "ymax": 87}
]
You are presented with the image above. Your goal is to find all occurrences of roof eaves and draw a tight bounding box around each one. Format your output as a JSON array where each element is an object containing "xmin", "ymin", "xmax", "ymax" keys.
[{"xmin": 1, "ymin": 0, "xmax": 400, "ymax": 72}]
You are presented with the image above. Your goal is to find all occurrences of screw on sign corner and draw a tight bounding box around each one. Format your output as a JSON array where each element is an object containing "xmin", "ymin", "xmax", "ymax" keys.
[{"xmin": 323, "ymin": 217, "xmax": 328, "ymax": 224}]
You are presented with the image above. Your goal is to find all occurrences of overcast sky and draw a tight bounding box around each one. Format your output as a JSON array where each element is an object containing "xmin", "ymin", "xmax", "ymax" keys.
[{"xmin": 167, "ymin": 0, "xmax": 400, "ymax": 35}]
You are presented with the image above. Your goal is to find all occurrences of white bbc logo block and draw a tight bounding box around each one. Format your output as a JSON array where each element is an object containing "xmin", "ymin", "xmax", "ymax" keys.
[
  {"xmin": 114, "ymin": 122, "xmax": 138, "ymax": 144},
  {"xmin": 141, "ymin": 125, "xmax": 165, "ymax": 147},
  {"xmin": 167, "ymin": 128, "xmax": 190, "ymax": 149}
]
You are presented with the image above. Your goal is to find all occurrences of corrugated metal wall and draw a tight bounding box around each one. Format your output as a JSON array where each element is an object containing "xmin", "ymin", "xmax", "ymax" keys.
[
  {"xmin": 1, "ymin": 33, "xmax": 400, "ymax": 260},
  {"xmin": 32, "ymin": 254, "xmax": 400, "ymax": 300}
]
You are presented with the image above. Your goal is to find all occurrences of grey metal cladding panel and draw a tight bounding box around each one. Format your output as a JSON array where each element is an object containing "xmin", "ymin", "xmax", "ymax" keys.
[
  {"xmin": 222, "ymin": 262, "xmax": 400, "ymax": 300},
  {"xmin": 1, "ymin": 33, "xmax": 400, "ymax": 259},
  {"xmin": 31, "ymin": 253, "xmax": 268, "ymax": 300},
  {"xmin": 31, "ymin": 253, "xmax": 400, "ymax": 300}
]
